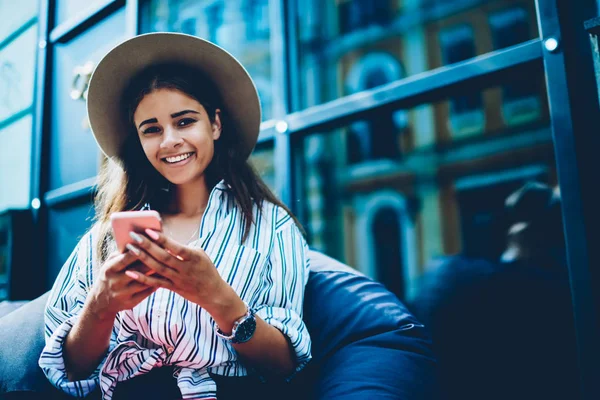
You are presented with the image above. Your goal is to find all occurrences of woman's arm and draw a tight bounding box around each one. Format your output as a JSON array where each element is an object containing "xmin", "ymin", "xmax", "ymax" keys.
[
  {"xmin": 205, "ymin": 284, "xmax": 296, "ymax": 376},
  {"xmin": 63, "ymin": 253, "xmax": 156, "ymax": 380},
  {"xmin": 64, "ymin": 301, "xmax": 116, "ymax": 381}
]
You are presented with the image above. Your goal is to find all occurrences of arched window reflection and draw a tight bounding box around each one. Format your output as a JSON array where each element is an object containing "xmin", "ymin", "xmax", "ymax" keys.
[
  {"xmin": 345, "ymin": 52, "xmax": 408, "ymax": 163},
  {"xmin": 372, "ymin": 207, "xmax": 404, "ymax": 299}
]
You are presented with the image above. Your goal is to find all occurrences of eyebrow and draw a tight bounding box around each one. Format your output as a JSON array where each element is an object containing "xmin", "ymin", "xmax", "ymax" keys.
[
  {"xmin": 171, "ymin": 109, "xmax": 200, "ymax": 119},
  {"xmin": 138, "ymin": 109, "xmax": 201, "ymax": 129}
]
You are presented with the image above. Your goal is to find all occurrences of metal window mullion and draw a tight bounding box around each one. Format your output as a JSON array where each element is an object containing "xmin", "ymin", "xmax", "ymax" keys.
[
  {"xmin": 30, "ymin": 0, "xmax": 53, "ymax": 296},
  {"xmin": 269, "ymin": 0, "xmax": 296, "ymax": 210},
  {"xmin": 31, "ymin": 0, "xmax": 52, "ymax": 221},
  {"xmin": 536, "ymin": 0, "xmax": 600, "ymax": 399},
  {"xmin": 125, "ymin": 0, "xmax": 139, "ymax": 37},
  {"xmin": 284, "ymin": 0, "xmax": 301, "ymax": 113}
]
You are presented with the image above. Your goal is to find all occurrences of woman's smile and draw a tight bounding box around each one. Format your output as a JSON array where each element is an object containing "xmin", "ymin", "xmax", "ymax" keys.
[{"xmin": 162, "ymin": 151, "xmax": 196, "ymax": 167}]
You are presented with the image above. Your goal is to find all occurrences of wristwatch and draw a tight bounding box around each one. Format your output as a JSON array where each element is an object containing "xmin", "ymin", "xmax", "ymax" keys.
[{"xmin": 215, "ymin": 302, "xmax": 257, "ymax": 344}]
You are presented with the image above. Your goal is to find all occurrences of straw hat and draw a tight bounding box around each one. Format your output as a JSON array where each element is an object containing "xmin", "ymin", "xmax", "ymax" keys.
[{"xmin": 86, "ymin": 32, "xmax": 261, "ymax": 159}]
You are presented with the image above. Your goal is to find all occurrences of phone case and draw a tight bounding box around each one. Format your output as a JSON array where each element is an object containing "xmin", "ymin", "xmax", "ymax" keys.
[{"xmin": 110, "ymin": 210, "xmax": 163, "ymax": 253}]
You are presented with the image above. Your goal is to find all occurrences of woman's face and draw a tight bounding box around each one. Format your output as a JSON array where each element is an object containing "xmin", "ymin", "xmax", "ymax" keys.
[{"xmin": 133, "ymin": 88, "xmax": 221, "ymax": 186}]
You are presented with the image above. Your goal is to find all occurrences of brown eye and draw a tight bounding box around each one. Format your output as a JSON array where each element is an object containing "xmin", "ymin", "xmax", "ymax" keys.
[
  {"xmin": 177, "ymin": 118, "xmax": 196, "ymax": 127},
  {"xmin": 142, "ymin": 126, "xmax": 160, "ymax": 135}
]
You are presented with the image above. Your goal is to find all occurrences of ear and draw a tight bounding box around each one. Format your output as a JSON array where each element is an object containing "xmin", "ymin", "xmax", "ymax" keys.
[{"xmin": 212, "ymin": 109, "xmax": 222, "ymax": 140}]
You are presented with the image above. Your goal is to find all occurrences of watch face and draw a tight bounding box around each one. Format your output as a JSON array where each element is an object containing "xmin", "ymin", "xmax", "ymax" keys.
[{"xmin": 234, "ymin": 315, "xmax": 257, "ymax": 343}]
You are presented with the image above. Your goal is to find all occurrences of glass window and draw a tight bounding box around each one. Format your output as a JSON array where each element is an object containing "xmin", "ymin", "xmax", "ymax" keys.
[
  {"xmin": 295, "ymin": 72, "xmax": 551, "ymax": 300},
  {"xmin": 140, "ymin": 0, "xmax": 276, "ymax": 120},
  {"xmin": 54, "ymin": 0, "xmax": 105, "ymax": 27},
  {"xmin": 296, "ymin": 0, "xmax": 538, "ymax": 110},
  {"xmin": 338, "ymin": 0, "xmax": 395, "ymax": 34},
  {"xmin": 0, "ymin": 115, "xmax": 32, "ymax": 211},
  {"xmin": 489, "ymin": 7, "xmax": 541, "ymax": 126},
  {"xmin": 439, "ymin": 24, "xmax": 484, "ymax": 139},
  {"xmin": 0, "ymin": 24, "xmax": 38, "ymax": 122},
  {"xmin": 439, "ymin": 24, "xmax": 476, "ymax": 65},
  {"xmin": 49, "ymin": 8, "xmax": 126, "ymax": 190},
  {"xmin": 0, "ymin": 0, "xmax": 38, "ymax": 43},
  {"xmin": 343, "ymin": 67, "xmax": 546, "ymax": 168},
  {"xmin": 489, "ymin": 6, "xmax": 530, "ymax": 50},
  {"xmin": 249, "ymin": 142, "xmax": 277, "ymax": 196}
]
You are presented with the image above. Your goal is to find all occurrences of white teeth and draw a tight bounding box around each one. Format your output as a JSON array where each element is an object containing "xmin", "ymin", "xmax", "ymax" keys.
[{"xmin": 165, "ymin": 153, "xmax": 192, "ymax": 163}]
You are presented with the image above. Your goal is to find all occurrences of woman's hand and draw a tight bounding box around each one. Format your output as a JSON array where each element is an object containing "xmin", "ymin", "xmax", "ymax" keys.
[
  {"xmin": 125, "ymin": 230, "xmax": 298, "ymax": 377},
  {"xmin": 87, "ymin": 251, "xmax": 157, "ymax": 321},
  {"xmin": 125, "ymin": 229, "xmax": 247, "ymax": 332}
]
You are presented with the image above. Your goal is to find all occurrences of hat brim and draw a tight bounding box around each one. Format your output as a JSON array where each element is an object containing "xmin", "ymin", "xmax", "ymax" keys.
[{"xmin": 87, "ymin": 32, "xmax": 261, "ymax": 159}]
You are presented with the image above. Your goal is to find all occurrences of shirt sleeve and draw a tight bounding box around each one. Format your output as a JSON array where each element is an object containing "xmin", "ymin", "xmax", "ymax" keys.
[
  {"xmin": 38, "ymin": 229, "xmax": 112, "ymax": 397},
  {"xmin": 253, "ymin": 214, "xmax": 312, "ymax": 380}
]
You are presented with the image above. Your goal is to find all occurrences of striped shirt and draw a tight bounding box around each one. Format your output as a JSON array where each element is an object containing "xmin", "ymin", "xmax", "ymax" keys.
[{"xmin": 38, "ymin": 180, "xmax": 312, "ymax": 399}]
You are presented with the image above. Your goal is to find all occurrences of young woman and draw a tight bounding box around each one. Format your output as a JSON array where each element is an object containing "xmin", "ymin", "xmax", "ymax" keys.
[{"xmin": 39, "ymin": 33, "xmax": 311, "ymax": 400}]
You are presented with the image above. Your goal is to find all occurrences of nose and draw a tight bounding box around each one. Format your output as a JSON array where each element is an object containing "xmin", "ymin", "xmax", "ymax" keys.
[{"xmin": 160, "ymin": 125, "xmax": 183, "ymax": 150}]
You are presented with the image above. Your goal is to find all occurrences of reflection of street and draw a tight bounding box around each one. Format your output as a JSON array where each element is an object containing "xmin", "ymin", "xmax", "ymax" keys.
[
  {"xmin": 294, "ymin": 0, "xmax": 547, "ymax": 302},
  {"xmin": 0, "ymin": 61, "xmax": 22, "ymax": 115}
]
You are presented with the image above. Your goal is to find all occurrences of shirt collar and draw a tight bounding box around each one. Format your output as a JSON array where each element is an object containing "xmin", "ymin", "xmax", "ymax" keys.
[{"xmin": 213, "ymin": 178, "xmax": 231, "ymax": 191}]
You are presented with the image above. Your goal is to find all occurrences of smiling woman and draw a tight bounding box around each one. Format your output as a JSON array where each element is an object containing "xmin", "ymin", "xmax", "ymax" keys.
[
  {"xmin": 38, "ymin": 33, "xmax": 312, "ymax": 400},
  {"xmin": 91, "ymin": 61, "xmax": 301, "ymax": 257}
]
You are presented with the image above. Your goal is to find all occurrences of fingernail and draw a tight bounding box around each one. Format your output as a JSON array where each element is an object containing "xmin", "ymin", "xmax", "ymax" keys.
[
  {"xmin": 126, "ymin": 243, "xmax": 141, "ymax": 256},
  {"xmin": 129, "ymin": 231, "xmax": 144, "ymax": 244},
  {"xmin": 145, "ymin": 229, "xmax": 160, "ymax": 240},
  {"xmin": 125, "ymin": 270, "xmax": 139, "ymax": 280}
]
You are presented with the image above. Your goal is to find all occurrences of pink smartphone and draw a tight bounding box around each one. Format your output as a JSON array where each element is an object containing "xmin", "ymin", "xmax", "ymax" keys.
[{"xmin": 110, "ymin": 210, "xmax": 163, "ymax": 253}]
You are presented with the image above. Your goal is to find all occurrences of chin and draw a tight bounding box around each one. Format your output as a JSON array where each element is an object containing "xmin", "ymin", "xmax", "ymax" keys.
[{"xmin": 164, "ymin": 172, "xmax": 206, "ymax": 187}]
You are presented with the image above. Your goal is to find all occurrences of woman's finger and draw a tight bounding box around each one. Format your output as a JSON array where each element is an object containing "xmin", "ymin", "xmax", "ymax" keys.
[
  {"xmin": 130, "ymin": 286, "xmax": 158, "ymax": 303},
  {"xmin": 129, "ymin": 231, "xmax": 182, "ymax": 271},
  {"xmin": 145, "ymin": 229, "xmax": 193, "ymax": 263},
  {"xmin": 125, "ymin": 277, "xmax": 152, "ymax": 291},
  {"xmin": 125, "ymin": 270, "xmax": 173, "ymax": 290},
  {"xmin": 125, "ymin": 243, "xmax": 178, "ymax": 281},
  {"xmin": 108, "ymin": 250, "xmax": 139, "ymax": 273}
]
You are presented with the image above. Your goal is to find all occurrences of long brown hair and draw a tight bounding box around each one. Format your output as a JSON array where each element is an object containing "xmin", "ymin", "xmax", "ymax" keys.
[{"xmin": 94, "ymin": 63, "xmax": 303, "ymax": 263}]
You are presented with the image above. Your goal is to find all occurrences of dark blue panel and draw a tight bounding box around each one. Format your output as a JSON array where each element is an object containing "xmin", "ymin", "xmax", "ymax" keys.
[
  {"xmin": 46, "ymin": 201, "xmax": 95, "ymax": 287},
  {"xmin": 49, "ymin": 8, "xmax": 126, "ymax": 190}
]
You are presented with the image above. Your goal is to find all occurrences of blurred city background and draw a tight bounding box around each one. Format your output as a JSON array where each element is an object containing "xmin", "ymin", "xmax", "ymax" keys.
[
  {"xmin": 1, "ymin": 0, "xmax": 600, "ymax": 398},
  {"xmin": 0, "ymin": 0, "xmax": 558, "ymax": 297}
]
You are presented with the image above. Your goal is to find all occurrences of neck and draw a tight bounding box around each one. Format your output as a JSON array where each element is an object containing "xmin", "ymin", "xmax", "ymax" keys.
[{"xmin": 169, "ymin": 175, "xmax": 212, "ymax": 218}]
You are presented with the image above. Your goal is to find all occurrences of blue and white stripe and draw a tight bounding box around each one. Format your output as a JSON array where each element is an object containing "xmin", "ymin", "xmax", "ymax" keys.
[{"xmin": 39, "ymin": 180, "xmax": 312, "ymax": 399}]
